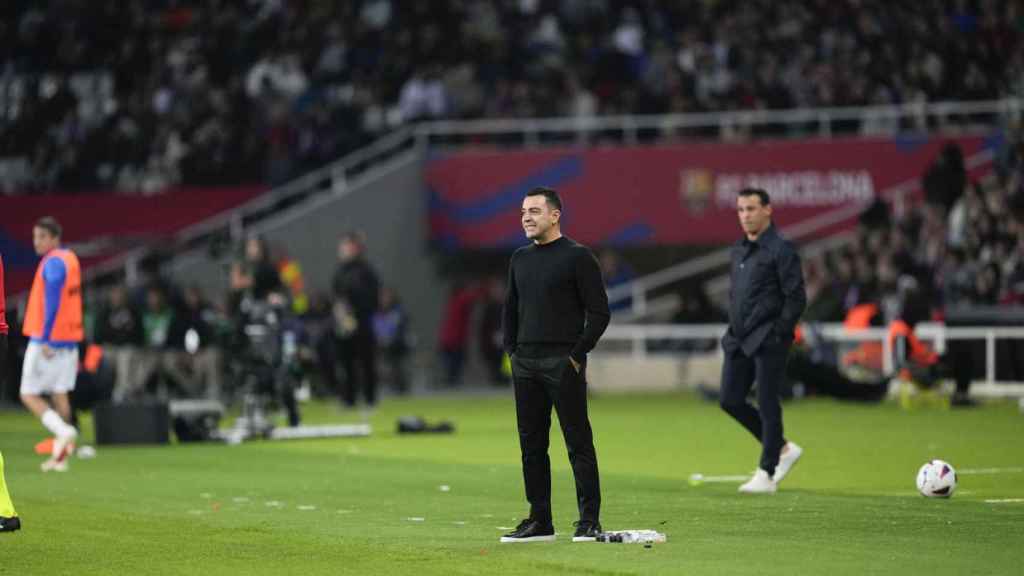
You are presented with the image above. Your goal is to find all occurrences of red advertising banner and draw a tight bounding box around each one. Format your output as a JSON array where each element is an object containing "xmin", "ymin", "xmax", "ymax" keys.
[
  {"xmin": 0, "ymin": 186, "xmax": 264, "ymax": 293},
  {"xmin": 426, "ymin": 134, "xmax": 997, "ymax": 250}
]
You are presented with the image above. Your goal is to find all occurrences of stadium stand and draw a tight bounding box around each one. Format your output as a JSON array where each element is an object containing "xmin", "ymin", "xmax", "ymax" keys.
[{"xmin": 2, "ymin": 0, "xmax": 1022, "ymax": 193}]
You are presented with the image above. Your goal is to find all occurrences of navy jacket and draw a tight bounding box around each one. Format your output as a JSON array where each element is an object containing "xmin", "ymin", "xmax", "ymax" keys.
[{"xmin": 722, "ymin": 224, "xmax": 806, "ymax": 356}]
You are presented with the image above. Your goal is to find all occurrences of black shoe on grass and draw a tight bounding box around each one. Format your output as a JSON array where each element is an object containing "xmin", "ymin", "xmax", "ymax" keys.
[
  {"xmin": 0, "ymin": 516, "xmax": 21, "ymax": 533},
  {"xmin": 572, "ymin": 520, "xmax": 602, "ymax": 542},
  {"xmin": 500, "ymin": 518, "xmax": 555, "ymax": 543}
]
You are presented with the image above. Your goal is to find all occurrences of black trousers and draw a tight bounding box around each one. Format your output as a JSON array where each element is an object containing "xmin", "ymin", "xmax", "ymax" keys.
[
  {"xmin": 720, "ymin": 345, "xmax": 789, "ymax": 476},
  {"xmin": 512, "ymin": 354, "xmax": 600, "ymax": 524},
  {"xmin": 337, "ymin": 329, "xmax": 378, "ymax": 407}
]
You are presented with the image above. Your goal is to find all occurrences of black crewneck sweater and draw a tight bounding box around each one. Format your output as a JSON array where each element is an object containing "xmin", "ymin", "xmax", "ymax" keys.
[{"xmin": 503, "ymin": 236, "xmax": 611, "ymax": 362}]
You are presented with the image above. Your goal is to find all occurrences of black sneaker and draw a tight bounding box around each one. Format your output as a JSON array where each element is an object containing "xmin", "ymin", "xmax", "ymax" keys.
[
  {"xmin": 0, "ymin": 516, "xmax": 21, "ymax": 533},
  {"xmin": 951, "ymin": 393, "xmax": 978, "ymax": 408},
  {"xmin": 500, "ymin": 518, "xmax": 555, "ymax": 543},
  {"xmin": 572, "ymin": 520, "xmax": 602, "ymax": 542}
]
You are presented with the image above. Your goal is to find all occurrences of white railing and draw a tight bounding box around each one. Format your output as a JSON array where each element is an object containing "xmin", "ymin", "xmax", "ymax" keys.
[
  {"xmin": 414, "ymin": 98, "xmax": 1023, "ymax": 145},
  {"xmin": 599, "ymin": 323, "xmax": 1024, "ymax": 393}
]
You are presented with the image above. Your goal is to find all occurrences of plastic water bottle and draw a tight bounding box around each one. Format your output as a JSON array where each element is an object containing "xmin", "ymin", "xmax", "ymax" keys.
[{"xmin": 596, "ymin": 530, "xmax": 667, "ymax": 544}]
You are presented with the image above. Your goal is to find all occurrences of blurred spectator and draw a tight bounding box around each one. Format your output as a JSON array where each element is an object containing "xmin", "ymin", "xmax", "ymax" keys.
[
  {"xmin": 477, "ymin": 276, "xmax": 507, "ymax": 386},
  {"xmin": 330, "ymin": 232, "xmax": 381, "ymax": 408},
  {"xmin": 801, "ymin": 256, "xmax": 842, "ymax": 322},
  {"xmin": 135, "ymin": 285, "xmax": 174, "ymax": 399},
  {"xmin": 665, "ymin": 283, "xmax": 721, "ymax": 353},
  {"xmin": 94, "ymin": 283, "xmax": 145, "ymax": 403},
  {"xmin": 372, "ymin": 286, "xmax": 411, "ymax": 394},
  {"xmin": 229, "ymin": 235, "xmax": 285, "ymax": 315},
  {"xmin": 832, "ymin": 251, "xmax": 860, "ymax": 313},
  {"xmin": 672, "ymin": 283, "xmax": 721, "ymax": 324},
  {"xmin": 165, "ymin": 285, "xmax": 222, "ymax": 400},
  {"xmin": 274, "ymin": 247, "xmax": 309, "ymax": 315},
  {"xmin": 437, "ymin": 279, "xmax": 480, "ymax": 387},
  {"xmin": 599, "ymin": 250, "xmax": 635, "ymax": 313}
]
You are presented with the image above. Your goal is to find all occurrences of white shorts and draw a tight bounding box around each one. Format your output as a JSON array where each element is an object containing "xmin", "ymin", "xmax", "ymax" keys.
[{"xmin": 20, "ymin": 342, "xmax": 78, "ymax": 396}]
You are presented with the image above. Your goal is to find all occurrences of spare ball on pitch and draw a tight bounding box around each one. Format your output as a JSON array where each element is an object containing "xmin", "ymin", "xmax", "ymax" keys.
[{"xmin": 916, "ymin": 460, "xmax": 957, "ymax": 498}]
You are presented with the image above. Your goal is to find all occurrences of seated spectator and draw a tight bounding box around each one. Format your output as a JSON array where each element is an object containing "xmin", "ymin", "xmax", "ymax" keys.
[
  {"xmin": 135, "ymin": 285, "xmax": 175, "ymax": 400},
  {"xmin": 94, "ymin": 283, "xmax": 145, "ymax": 403},
  {"xmin": 165, "ymin": 285, "xmax": 223, "ymax": 400}
]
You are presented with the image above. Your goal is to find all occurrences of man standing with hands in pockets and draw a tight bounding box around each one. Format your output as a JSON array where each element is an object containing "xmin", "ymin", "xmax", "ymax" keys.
[
  {"xmin": 501, "ymin": 187, "xmax": 611, "ymax": 543},
  {"xmin": 721, "ymin": 188, "xmax": 806, "ymax": 494}
]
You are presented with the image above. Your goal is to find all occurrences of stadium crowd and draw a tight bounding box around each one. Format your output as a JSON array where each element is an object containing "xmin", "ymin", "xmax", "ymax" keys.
[
  {"xmin": 2, "ymin": 0, "xmax": 1022, "ymax": 193},
  {"xmin": 800, "ymin": 133, "xmax": 1024, "ymax": 326}
]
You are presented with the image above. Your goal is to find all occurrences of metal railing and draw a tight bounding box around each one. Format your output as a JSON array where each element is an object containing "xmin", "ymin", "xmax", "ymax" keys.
[
  {"xmin": 84, "ymin": 125, "xmax": 420, "ymax": 286},
  {"xmin": 414, "ymin": 98, "xmax": 1022, "ymax": 146},
  {"xmin": 599, "ymin": 322, "xmax": 1024, "ymax": 394}
]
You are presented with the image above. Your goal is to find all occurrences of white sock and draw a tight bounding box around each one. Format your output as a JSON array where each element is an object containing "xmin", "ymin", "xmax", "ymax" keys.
[{"xmin": 41, "ymin": 409, "xmax": 76, "ymax": 438}]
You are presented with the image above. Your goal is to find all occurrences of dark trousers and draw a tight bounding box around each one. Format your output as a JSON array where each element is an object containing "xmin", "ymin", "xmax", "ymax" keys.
[
  {"xmin": 943, "ymin": 341, "xmax": 975, "ymax": 395},
  {"xmin": 512, "ymin": 354, "xmax": 600, "ymax": 525},
  {"xmin": 440, "ymin": 347, "xmax": 465, "ymax": 386},
  {"xmin": 338, "ymin": 329, "xmax": 378, "ymax": 407},
  {"xmin": 720, "ymin": 346, "xmax": 789, "ymax": 476}
]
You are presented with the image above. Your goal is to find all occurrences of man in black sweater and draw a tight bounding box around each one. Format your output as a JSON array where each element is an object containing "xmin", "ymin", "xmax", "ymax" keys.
[
  {"xmin": 721, "ymin": 188, "xmax": 806, "ymax": 494},
  {"xmin": 500, "ymin": 187, "xmax": 610, "ymax": 543}
]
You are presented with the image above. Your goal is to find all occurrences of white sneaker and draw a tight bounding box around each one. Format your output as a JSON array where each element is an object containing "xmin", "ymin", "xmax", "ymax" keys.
[
  {"xmin": 773, "ymin": 442, "xmax": 803, "ymax": 484},
  {"xmin": 738, "ymin": 469, "xmax": 777, "ymax": 493},
  {"xmin": 42, "ymin": 430, "xmax": 78, "ymax": 472},
  {"xmin": 40, "ymin": 458, "xmax": 68, "ymax": 472}
]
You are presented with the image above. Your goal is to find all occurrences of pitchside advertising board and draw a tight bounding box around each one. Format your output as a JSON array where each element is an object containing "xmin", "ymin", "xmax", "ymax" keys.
[{"xmin": 425, "ymin": 134, "xmax": 999, "ymax": 250}]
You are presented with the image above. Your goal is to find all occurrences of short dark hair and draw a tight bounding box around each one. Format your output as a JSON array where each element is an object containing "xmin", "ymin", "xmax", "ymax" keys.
[
  {"xmin": 34, "ymin": 216, "xmax": 62, "ymax": 238},
  {"xmin": 738, "ymin": 188, "xmax": 770, "ymax": 206},
  {"xmin": 340, "ymin": 230, "xmax": 366, "ymax": 246},
  {"xmin": 526, "ymin": 187, "xmax": 562, "ymax": 211}
]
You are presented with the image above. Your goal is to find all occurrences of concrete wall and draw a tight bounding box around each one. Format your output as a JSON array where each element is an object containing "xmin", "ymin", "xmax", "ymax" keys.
[{"xmin": 170, "ymin": 152, "xmax": 449, "ymax": 384}]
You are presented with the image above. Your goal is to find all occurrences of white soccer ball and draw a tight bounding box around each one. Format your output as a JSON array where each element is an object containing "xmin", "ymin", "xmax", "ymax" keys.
[{"xmin": 916, "ymin": 460, "xmax": 957, "ymax": 498}]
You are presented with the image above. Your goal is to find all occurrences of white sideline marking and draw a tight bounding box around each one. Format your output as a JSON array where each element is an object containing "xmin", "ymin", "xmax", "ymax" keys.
[
  {"xmin": 408, "ymin": 517, "xmax": 425, "ymax": 522},
  {"xmin": 689, "ymin": 473, "xmax": 750, "ymax": 483},
  {"xmin": 439, "ymin": 485, "xmax": 451, "ymax": 492},
  {"xmin": 298, "ymin": 505, "xmax": 317, "ymax": 511},
  {"xmin": 497, "ymin": 526, "xmax": 514, "ymax": 530},
  {"xmin": 453, "ymin": 521, "xmax": 467, "ymax": 525},
  {"xmin": 984, "ymin": 498, "xmax": 1024, "ymax": 504},
  {"xmin": 959, "ymin": 467, "xmax": 1024, "ymax": 475},
  {"xmin": 233, "ymin": 497, "xmax": 250, "ymax": 503},
  {"xmin": 337, "ymin": 509, "xmax": 354, "ymax": 514},
  {"xmin": 265, "ymin": 501, "xmax": 284, "ymax": 508}
]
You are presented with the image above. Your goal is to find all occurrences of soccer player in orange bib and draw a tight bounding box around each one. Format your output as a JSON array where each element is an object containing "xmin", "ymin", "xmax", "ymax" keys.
[{"xmin": 20, "ymin": 217, "xmax": 83, "ymax": 473}]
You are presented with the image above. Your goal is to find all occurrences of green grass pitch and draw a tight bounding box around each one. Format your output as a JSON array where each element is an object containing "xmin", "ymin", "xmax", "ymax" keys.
[{"xmin": 2, "ymin": 391, "xmax": 1022, "ymax": 575}]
